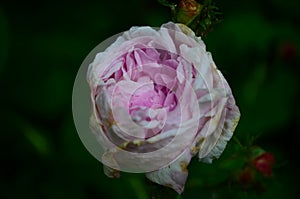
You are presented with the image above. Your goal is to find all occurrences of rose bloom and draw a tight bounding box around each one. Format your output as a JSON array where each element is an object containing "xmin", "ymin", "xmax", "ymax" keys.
[{"xmin": 87, "ymin": 22, "xmax": 240, "ymax": 193}]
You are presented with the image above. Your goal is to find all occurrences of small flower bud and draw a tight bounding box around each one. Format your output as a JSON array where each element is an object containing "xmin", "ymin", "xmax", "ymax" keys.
[
  {"xmin": 252, "ymin": 152, "xmax": 275, "ymax": 177},
  {"xmin": 176, "ymin": 0, "xmax": 202, "ymax": 24}
]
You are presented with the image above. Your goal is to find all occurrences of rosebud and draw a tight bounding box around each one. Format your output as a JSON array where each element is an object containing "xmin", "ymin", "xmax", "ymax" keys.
[
  {"xmin": 176, "ymin": 0, "xmax": 202, "ymax": 24},
  {"xmin": 252, "ymin": 152, "xmax": 275, "ymax": 177}
]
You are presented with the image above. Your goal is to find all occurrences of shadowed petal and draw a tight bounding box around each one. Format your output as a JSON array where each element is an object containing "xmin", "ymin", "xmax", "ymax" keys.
[{"xmin": 145, "ymin": 149, "xmax": 192, "ymax": 194}]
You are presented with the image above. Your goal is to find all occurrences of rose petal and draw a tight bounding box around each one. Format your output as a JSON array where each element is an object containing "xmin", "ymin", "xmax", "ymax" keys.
[
  {"xmin": 146, "ymin": 149, "xmax": 192, "ymax": 194},
  {"xmin": 199, "ymin": 78, "xmax": 240, "ymax": 162}
]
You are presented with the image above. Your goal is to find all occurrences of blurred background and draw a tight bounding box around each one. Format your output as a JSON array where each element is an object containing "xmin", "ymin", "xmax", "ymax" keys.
[{"xmin": 0, "ymin": 0, "xmax": 299, "ymax": 198}]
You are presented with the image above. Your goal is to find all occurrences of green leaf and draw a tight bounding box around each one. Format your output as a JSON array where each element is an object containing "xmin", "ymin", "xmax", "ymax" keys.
[{"xmin": 157, "ymin": 0, "xmax": 179, "ymax": 7}]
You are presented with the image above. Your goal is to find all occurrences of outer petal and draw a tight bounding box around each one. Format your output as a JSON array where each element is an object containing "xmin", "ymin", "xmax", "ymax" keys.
[
  {"xmin": 103, "ymin": 165, "xmax": 120, "ymax": 178},
  {"xmin": 145, "ymin": 149, "xmax": 192, "ymax": 194},
  {"xmin": 199, "ymin": 72, "xmax": 240, "ymax": 163}
]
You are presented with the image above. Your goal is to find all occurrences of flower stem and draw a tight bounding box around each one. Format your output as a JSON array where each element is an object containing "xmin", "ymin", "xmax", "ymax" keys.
[{"xmin": 233, "ymin": 136, "xmax": 244, "ymax": 149}]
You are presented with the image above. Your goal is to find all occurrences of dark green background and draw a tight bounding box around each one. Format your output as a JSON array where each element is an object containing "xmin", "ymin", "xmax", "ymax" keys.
[{"xmin": 0, "ymin": 0, "xmax": 299, "ymax": 198}]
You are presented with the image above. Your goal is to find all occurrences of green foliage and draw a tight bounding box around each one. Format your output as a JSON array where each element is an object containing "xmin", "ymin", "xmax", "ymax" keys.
[
  {"xmin": 189, "ymin": 0, "xmax": 223, "ymax": 37},
  {"xmin": 158, "ymin": 0, "xmax": 180, "ymax": 7},
  {"xmin": 158, "ymin": 0, "xmax": 224, "ymax": 37}
]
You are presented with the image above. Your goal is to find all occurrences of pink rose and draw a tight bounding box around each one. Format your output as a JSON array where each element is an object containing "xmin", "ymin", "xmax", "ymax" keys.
[{"xmin": 85, "ymin": 22, "xmax": 240, "ymax": 193}]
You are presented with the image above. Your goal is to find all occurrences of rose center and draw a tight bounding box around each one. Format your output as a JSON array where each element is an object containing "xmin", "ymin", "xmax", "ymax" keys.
[{"xmin": 128, "ymin": 84, "xmax": 176, "ymax": 115}]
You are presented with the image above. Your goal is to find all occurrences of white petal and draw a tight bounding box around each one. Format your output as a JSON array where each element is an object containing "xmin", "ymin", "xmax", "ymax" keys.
[{"xmin": 145, "ymin": 149, "xmax": 192, "ymax": 194}]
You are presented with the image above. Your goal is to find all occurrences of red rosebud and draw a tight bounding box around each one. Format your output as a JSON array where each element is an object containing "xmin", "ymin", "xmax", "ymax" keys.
[
  {"xmin": 252, "ymin": 153, "xmax": 275, "ymax": 177},
  {"xmin": 177, "ymin": 0, "xmax": 202, "ymax": 24}
]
